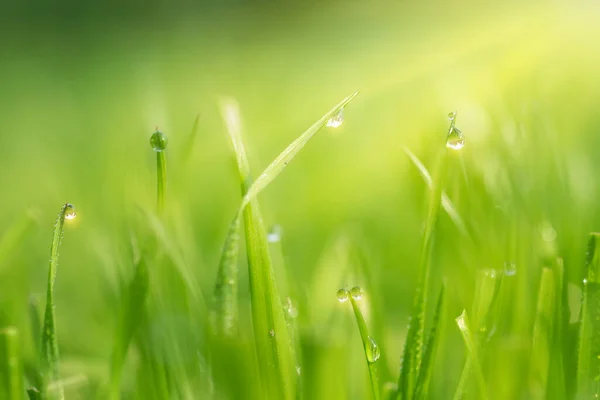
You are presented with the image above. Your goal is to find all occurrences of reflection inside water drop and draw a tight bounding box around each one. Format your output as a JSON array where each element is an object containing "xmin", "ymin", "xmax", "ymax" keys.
[
  {"xmin": 446, "ymin": 126, "xmax": 465, "ymax": 150},
  {"xmin": 64, "ymin": 203, "xmax": 77, "ymax": 220},
  {"xmin": 350, "ymin": 286, "xmax": 365, "ymax": 300},
  {"xmin": 337, "ymin": 288, "xmax": 350, "ymax": 302},
  {"xmin": 326, "ymin": 108, "xmax": 344, "ymax": 128}
]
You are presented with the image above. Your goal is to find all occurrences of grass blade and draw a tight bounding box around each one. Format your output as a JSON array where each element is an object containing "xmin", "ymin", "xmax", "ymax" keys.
[
  {"xmin": 455, "ymin": 310, "xmax": 488, "ymax": 400},
  {"xmin": 0, "ymin": 326, "xmax": 23, "ymax": 400},
  {"xmin": 413, "ymin": 285, "xmax": 446, "ymax": 400},
  {"xmin": 576, "ymin": 232, "xmax": 600, "ymax": 398},
  {"xmin": 528, "ymin": 268, "xmax": 555, "ymax": 399},
  {"xmin": 26, "ymin": 387, "xmax": 41, "ymax": 400},
  {"xmin": 150, "ymin": 130, "xmax": 168, "ymax": 214},
  {"xmin": 41, "ymin": 203, "xmax": 76, "ymax": 400},
  {"xmin": 182, "ymin": 113, "xmax": 200, "ymax": 163},
  {"xmin": 341, "ymin": 287, "xmax": 381, "ymax": 400}
]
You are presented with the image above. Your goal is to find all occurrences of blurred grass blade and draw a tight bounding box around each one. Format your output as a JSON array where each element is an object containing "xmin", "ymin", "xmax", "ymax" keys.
[
  {"xmin": 548, "ymin": 258, "xmax": 566, "ymax": 399},
  {"xmin": 108, "ymin": 256, "xmax": 149, "ymax": 400},
  {"xmin": 403, "ymin": 147, "xmax": 467, "ymax": 236},
  {"xmin": 455, "ymin": 310, "xmax": 488, "ymax": 400},
  {"xmin": 0, "ymin": 327, "xmax": 23, "ymax": 400},
  {"xmin": 413, "ymin": 285, "xmax": 445, "ymax": 400},
  {"xmin": 26, "ymin": 387, "xmax": 41, "ymax": 400},
  {"xmin": 346, "ymin": 288, "xmax": 381, "ymax": 400},
  {"xmin": 528, "ymin": 268, "xmax": 555, "ymax": 399},
  {"xmin": 41, "ymin": 203, "xmax": 74, "ymax": 400},
  {"xmin": 0, "ymin": 210, "xmax": 38, "ymax": 274},
  {"xmin": 576, "ymin": 232, "xmax": 600, "ymax": 398},
  {"xmin": 238, "ymin": 91, "xmax": 359, "ymax": 212},
  {"xmin": 398, "ymin": 117, "xmax": 452, "ymax": 400}
]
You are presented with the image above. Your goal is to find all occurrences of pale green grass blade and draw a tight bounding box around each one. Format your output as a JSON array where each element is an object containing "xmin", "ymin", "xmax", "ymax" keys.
[
  {"xmin": 238, "ymin": 91, "xmax": 359, "ymax": 212},
  {"xmin": 576, "ymin": 233, "xmax": 600, "ymax": 398},
  {"xmin": 548, "ymin": 258, "xmax": 566, "ymax": 399},
  {"xmin": 41, "ymin": 203, "xmax": 75, "ymax": 400},
  {"xmin": 182, "ymin": 113, "xmax": 200, "ymax": 163},
  {"xmin": 413, "ymin": 285, "xmax": 445, "ymax": 400},
  {"xmin": 0, "ymin": 210, "xmax": 38, "ymax": 274},
  {"xmin": 0, "ymin": 326, "xmax": 23, "ymax": 400},
  {"xmin": 345, "ymin": 288, "xmax": 381, "ymax": 400},
  {"xmin": 455, "ymin": 310, "xmax": 488, "ymax": 400},
  {"xmin": 403, "ymin": 147, "xmax": 468, "ymax": 236},
  {"xmin": 528, "ymin": 268, "xmax": 555, "ymax": 399}
]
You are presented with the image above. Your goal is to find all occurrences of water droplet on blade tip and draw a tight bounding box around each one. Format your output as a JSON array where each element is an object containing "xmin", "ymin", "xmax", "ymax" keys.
[
  {"xmin": 350, "ymin": 286, "xmax": 365, "ymax": 300},
  {"xmin": 64, "ymin": 203, "xmax": 76, "ymax": 220},
  {"xmin": 336, "ymin": 288, "xmax": 350, "ymax": 302},
  {"xmin": 150, "ymin": 130, "xmax": 168, "ymax": 152},
  {"xmin": 446, "ymin": 126, "xmax": 465, "ymax": 150},
  {"xmin": 326, "ymin": 108, "xmax": 344, "ymax": 128}
]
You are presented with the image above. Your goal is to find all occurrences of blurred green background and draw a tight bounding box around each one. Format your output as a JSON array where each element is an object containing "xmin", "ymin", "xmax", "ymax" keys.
[{"xmin": 2, "ymin": 1, "xmax": 600, "ymax": 398}]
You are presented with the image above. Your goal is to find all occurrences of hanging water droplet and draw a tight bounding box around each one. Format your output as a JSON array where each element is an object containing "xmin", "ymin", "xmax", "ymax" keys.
[
  {"xmin": 366, "ymin": 335, "xmax": 380, "ymax": 362},
  {"xmin": 326, "ymin": 108, "xmax": 344, "ymax": 128},
  {"xmin": 337, "ymin": 288, "xmax": 350, "ymax": 302},
  {"xmin": 504, "ymin": 262, "xmax": 517, "ymax": 276},
  {"xmin": 150, "ymin": 130, "xmax": 168, "ymax": 152},
  {"xmin": 448, "ymin": 111, "xmax": 457, "ymax": 121},
  {"xmin": 446, "ymin": 126, "xmax": 465, "ymax": 150},
  {"xmin": 64, "ymin": 203, "xmax": 77, "ymax": 220},
  {"xmin": 267, "ymin": 225, "xmax": 282, "ymax": 243},
  {"xmin": 350, "ymin": 286, "xmax": 365, "ymax": 300}
]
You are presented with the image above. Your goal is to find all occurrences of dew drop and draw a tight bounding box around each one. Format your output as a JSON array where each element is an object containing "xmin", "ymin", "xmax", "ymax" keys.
[
  {"xmin": 296, "ymin": 366, "xmax": 302, "ymax": 376},
  {"xmin": 269, "ymin": 329, "xmax": 275, "ymax": 337},
  {"xmin": 448, "ymin": 111, "xmax": 457, "ymax": 121},
  {"xmin": 584, "ymin": 278, "xmax": 589, "ymax": 285},
  {"xmin": 446, "ymin": 126, "xmax": 465, "ymax": 150},
  {"xmin": 285, "ymin": 297, "xmax": 298, "ymax": 318},
  {"xmin": 337, "ymin": 288, "xmax": 350, "ymax": 302},
  {"xmin": 350, "ymin": 286, "xmax": 365, "ymax": 300},
  {"xmin": 539, "ymin": 221, "xmax": 557, "ymax": 242},
  {"xmin": 64, "ymin": 203, "xmax": 77, "ymax": 220},
  {"xmin": 150, "ymin": 130, "xmax": 168, "ymax": 152},
  {"xmin": 504, "ymin": 262, "xmax": 517, "ymax": 276},
  {"xmin": 326, "ymin": 108, "xmax": 344, "ymax": 128},
  {"xmin": 366, "ymin": 335, "xmax": 381, "ymax": 362},
  {"xmin": 267, "ymin": 225, "xmax": 282, "ymax": 243}
]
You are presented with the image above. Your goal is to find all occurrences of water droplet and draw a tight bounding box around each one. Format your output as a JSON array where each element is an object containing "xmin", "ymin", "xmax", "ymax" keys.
[
  {"xmin": 64, "ymin": 203, "xmax": 76, "ymax": 220},
  {"xmin": 584, "ymin": 278, "xmax": 589, "ymax": 285},
  {"xmin": 446, "ymin": 126, "xmax": 465, "ymax": 150},
  {"xmin": 326, "ymin": 108, "xmax": 344, "ymax": 128},
  {"xmin": 150, "ymin": 130, "xmax": 168, "ymax": 152},
  {"xmin": 366, "ymin": 336, "xmax": 380, "ymax": 362},
  {"xmin": 504, "ymin": 262, "xmax": 517, "ymax": 276},
  {"xmin": 269, "ymin": 329, "xmax": 275, "ymax": 337},
  {"xmin": 267, "ymin": 225, "xmax": 282, "ymax": 243},
  {"xmin": 227, "ymin": 279, "xmax": 235, "ymax": 285},
  {"xmin": 337, "ymin": 288, "xmax": 350, "ymax": 302},
  {"xmin": 539, "ymin": 221, "xmax": 557, "ymax": 242},
  {"xmin": 285, "ymin": 297, "xmax": 298, "ymax": 318},
  {"xmin": 484, "ymin": 269, "xmax": 497, "ymax": 279},
  {"xmin": 448, "ymin": 111, "xmax": 457, "ymax": 121},
  {"xmin": 296, "ymin": 366, "xmax": 302, "ymax": 376},
  {"xmin": 350, "ymin": 286, "xmax": 365, "ymax": 300}
]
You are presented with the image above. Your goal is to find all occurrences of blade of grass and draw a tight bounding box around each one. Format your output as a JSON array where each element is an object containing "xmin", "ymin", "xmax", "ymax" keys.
[
  {"xmin": 41, "ymin": 203, "xmax": 75, "ymax": 400},
  {"xmin": 413, "ymin": 285, "xmax": 446, "ymax": 400},
  {"xmin": 528, "ymin": 268, "xmax": 555, "ymax": 399},
  {"xmin": 547, "ymin": 258, "xmax": 566, "ymax": 399},
  {"xmin": 345, "ymin": 288, "xmax": 381, "ymax": 400},
  {"xmin": 182, "ymin": 113, "xmax": 200, "ymax": 164},
  {"xmin": 398, "ymin": 115, "xmax": 455, "ymax": 400},
  {"xmin": 26, "ymin": 387, "xmax": 41, "ymax": 400},
  {"xmin": 455, "ymin": 310, "xmax": 488, "ymax": 400},
  {"xmin": 150, "ymin": 130, "xmax": 168, "ymax": 214},
  {"xmin": 576, "ymin": 232, "xmax": 600, "ymax": 398},
  {"xmin": 0, "ymin": 327, "xmax": 23, "ymax": 400}
]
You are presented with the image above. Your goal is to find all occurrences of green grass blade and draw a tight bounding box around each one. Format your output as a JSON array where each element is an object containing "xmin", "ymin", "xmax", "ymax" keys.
[
  {"xmin": 182, "ymin": 113, "xmax": 200, "ymax": 163},
  {"xmin": 528, "ymin": 268, "xmax": 555, "ymax": 399},
  {"xmin": 403, "ymin": 147, "xmax": 468, "ymax": 236},
  {"xmin": 455, "ymin": 310, "xmax": 488, "ymax": 400},
  {"xmin": 238, "ymin": 91, "xmax": 359, "ymax": 212},
  {"xmin": 26, "ymin": 387, "xmax": 41, "ymax": 400},
  {"xmin": 41, "ymin": 203, "xmax": 75, "ymax": 400},
  {"xmin": 0, "ymin": 326, "xmax": 23, "ymax": 400},
  {"xmin": 576, "ymin": 232, "xmax": 600, "ymax": 398},
  {"xmin": 413, "ymin": 285, "xmax": 445, "ymax": 400},
  {"xmin": 398, "ymin": 116, "xmax": 454, "ymax": 400},
  {"xmin": 341, "ymin": 288, "xmax": 380, "ymax": 400},
  {"xmin": 150, "ymin": 130, "xmax": 168, "ymax": 214},
  {"xmin": 548, "ymin": 258, "xmax": 566, "ymax": 399}
]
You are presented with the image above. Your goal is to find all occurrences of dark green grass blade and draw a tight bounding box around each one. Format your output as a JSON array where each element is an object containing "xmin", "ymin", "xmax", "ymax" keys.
[
  {"xmin": 455, "ymin": 310, "xmax": 488, "ymax": 400},
  {"xmin": 0, "ymin": 326, "xmax": 23, "ymax": 400},
  {"xmin": 41, "ymin": 203, "xmax": 73, "ymax": 400},
  {"xmin": 576, "ymin": 232, "xmax": 600, "ymax": 398},
  {"xmin": 414, "ymin": 285, "xmax": 446, "ymax": 400},
  {"xmin": 349, "ymin": 293, "xmax": 381, "ymax": 400},
  {"xmin": 26, "ymin": 387, "xmax": 41, "ymax": 400},
  {"xmin": 528, "ymin": 268, "xmax": 555, "ymax": 399}
]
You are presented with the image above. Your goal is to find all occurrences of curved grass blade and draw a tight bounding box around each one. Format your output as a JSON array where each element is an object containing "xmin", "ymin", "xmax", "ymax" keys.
[
  {"xmin": 344, "ymin": 288, "xmax": 381, "ymax": 400},
  {"xmin": 528, "ymin": 268, "xmax": 555, "ymax": 399},
  {"xmin": 576, "ymin": 232, "xmax": 600, "ymax": 398},
  {"xmin": 41, "ymin": 203, "xmax": 75, "ymax": 400},
  {"xmin": 403, "ymin": 147, "xmax": 468, "ymax": 236},
  {"xmin": 0, "ymin": 326, "xmax": 23, "ymax": 400},
  {"xmin": 455, "ymin": 310, "xmax": 488, "ymax": 400},
  {"xmin": 413, "ymin": 285, "xmax": 446, "ymax": 400}
]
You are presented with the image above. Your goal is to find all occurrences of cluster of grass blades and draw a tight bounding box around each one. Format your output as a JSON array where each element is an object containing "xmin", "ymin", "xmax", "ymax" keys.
[{"xmin": 3, "ymin": 95, "xmax": 600, "ymax": 400}]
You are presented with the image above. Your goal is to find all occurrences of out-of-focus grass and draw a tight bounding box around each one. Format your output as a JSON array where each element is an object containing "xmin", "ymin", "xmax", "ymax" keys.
[{"xmin": 1, "ymin": 1, "xmax": 600, "ymax": 399}]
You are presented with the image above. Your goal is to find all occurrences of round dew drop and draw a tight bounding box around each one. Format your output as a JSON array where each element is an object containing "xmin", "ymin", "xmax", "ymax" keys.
[
  {"xmin": 150, "ymin": 130, "xmax": 168, "ymax": 152},
  {"xmin": 337, "ymin": 288, "xmax": 350, "ymax": 302},
  {"xmin": 366, "ymin": 336, "xmax": 380, "ymax": 362},
  {"xmin": 448, "ymin": 111, "xmax": 457, "ymax": 121},
  {"xmin": 64, "ymin": 203, "xmax": 77, "ymax": 220},
  {"xmin": 350, "ymin": 286, "xmax": 364, "ymax": 300},
  {"xmin": 326, "ymin": 108, "xmax": 344, "ymax": 128},
  {"xmin": 446, "ymin": 126, "xmax": 465, "ymax": 150}
]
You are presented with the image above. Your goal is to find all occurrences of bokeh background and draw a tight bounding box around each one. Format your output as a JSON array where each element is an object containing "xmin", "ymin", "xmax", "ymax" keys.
[{"xmin": 1, "ymin": 1, "xmax": 600, "ymax": 398}]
